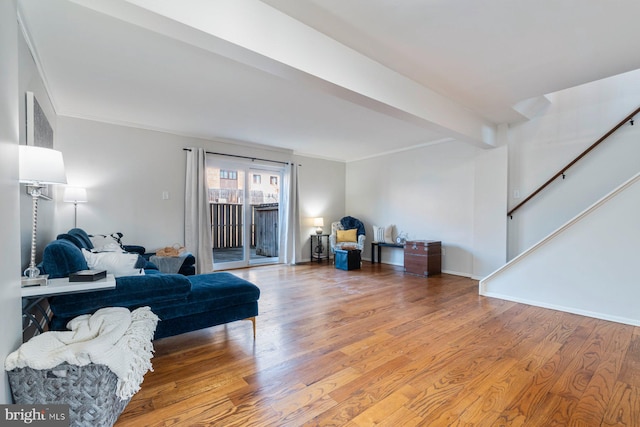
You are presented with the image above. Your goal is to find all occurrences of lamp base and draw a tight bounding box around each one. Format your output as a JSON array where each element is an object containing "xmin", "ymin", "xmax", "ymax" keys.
[
  {"xmin": 23, "ymin": 265, "xmax": 40, "ymax": 279},
  {"xmin": 21, "ymin": 274, "xmax": 48, "ymax": 287},
  {"xmin": 315, "ymin": 228, "xmax": 323, "ymax": 234}
]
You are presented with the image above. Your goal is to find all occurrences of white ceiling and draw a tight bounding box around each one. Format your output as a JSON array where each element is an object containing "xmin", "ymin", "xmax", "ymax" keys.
[{"xmin": 17, "ymin": 0, "xmax": 640, "ymax": 162}]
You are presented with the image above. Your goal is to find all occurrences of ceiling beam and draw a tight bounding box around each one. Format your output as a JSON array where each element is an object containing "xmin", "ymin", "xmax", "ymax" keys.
[{"xmin": 72, "ymin": 0, "xmax": 497, "ymax": 148}]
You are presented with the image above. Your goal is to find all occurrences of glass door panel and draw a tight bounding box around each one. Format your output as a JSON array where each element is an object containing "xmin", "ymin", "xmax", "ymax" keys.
[
  {"xmin": 207, "ymin": 164, "xmax": 247, "ymax": 269},
  {"xmin": 249, "ymin": 168, "xmax": 281, "ymax": 265},
  {"xmin": 206, "ymin": 157, "xmax": 283, "ymax": 269}
]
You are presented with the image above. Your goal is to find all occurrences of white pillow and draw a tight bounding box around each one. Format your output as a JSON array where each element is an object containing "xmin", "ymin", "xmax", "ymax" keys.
[
  {"xmin": 90, "ymin": 235, "xmax": 124, "ymax": 253},
  {"xmin": 82, "ymin": 249, "xmax": 145, "ymax": 278},
  {"xmin": 372, "ymin": 224, "xmax": 396, "ymax": 243},
  {"xmin": 384, "ymin": 224, "xmax": 396, "ymax": 243},
  {"xmin": 372, "ymin": 225, "xmax": 384, "ymax": 243}
]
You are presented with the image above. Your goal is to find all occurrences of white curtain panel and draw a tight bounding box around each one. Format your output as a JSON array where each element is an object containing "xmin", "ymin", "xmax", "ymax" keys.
[
  {"xmin": 185, "ymin": 148, "xmax": 214, "ymax": 273},
  {"xmin": 280, "ymin": 163, "xmax": 301, "ymax": 264}
]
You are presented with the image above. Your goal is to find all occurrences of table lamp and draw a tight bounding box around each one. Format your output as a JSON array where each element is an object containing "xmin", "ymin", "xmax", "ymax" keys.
[
  {"xmin": 63, "ymin": 186, "xmax": 88, "ymax": 228},
  {"xmin": 19, "ymin": 145, "xmax": 67, "ymax": 279},
  {"xmin": 313, "ymin": 217, "xmax": 324, "ymax": 234}
]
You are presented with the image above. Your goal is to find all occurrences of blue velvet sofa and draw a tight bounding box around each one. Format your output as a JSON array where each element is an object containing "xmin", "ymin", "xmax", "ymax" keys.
[
  {"xmin": 40, "ymin": 232, "xmax": 260, "ymax": 340},
  {"xmin": 57, "ymin": 228, "xmax": 196, "ymax": 276}
]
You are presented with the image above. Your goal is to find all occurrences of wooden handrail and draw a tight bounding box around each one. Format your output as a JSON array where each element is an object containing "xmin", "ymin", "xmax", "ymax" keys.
[{"xmin": 508, "ymin": 106, "xmax": 640, "ymax": 218}]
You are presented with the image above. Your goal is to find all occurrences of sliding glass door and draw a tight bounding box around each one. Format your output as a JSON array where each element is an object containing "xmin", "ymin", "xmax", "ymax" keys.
[
  {"xmin": 248, "ymin": 168, "xmax": 281, "ymax": 265},
  {"xmin": 206, "ymin": 157, "xmax": 283, "ymax": 269}
]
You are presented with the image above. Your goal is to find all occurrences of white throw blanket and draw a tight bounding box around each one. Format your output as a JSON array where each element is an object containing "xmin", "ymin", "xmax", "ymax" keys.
[{"xmin": 5, "ymin": 307, "xmax": 159, "ymax": 400}]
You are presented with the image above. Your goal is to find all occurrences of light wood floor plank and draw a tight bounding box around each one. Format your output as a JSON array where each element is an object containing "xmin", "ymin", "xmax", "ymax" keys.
[
  {"xmin": 115, "ymin": 262, "xmax": 640, "ymax": 426},
  {"xmin": 601, "ymin": 382, "xmax": 640, "ymax": 427}
]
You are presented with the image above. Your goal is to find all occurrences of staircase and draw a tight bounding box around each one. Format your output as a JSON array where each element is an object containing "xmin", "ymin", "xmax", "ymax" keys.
[{"xmin": 480, "ymin": 172, "xmax": 640, "ymax": 326}]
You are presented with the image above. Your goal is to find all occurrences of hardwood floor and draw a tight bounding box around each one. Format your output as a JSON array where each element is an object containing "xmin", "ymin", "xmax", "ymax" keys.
[{"xmin": 115, "ymin": 262, "xmax": 640, "ymax": 426}]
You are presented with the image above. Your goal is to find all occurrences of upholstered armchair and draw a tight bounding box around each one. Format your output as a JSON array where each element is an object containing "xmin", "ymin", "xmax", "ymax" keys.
[{"xmin": 329, "ymin": 216, "xmax": 366, "ymax": 254}]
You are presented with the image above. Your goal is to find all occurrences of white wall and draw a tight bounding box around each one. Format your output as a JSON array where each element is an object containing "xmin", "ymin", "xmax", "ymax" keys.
[
  {"xmin": 18, "ymin": 26, "xmax": 59, "ymax": 270},
  {"xmin": 57, "ymin": 114, "xmax": 510, "ymax": 277},
  {"xmin": 473, "ymin": 144, "xmax": 508, "ymax": 278},
  {"xmin": 296, "ymin": 155, "xmax": 345, "ymax": 261},
  {"xmin": 0, "ymin": 0, "xmax": 23, "ymax": 403},
  {"xmin": 508, "ymin": 70, "xmax": 640, "ymax": 258},
  {"xmin": 346, "ymin": 140, "xmax": 506, "ymax": 277},
  {"xmin": 56, "ymin": 117, "xmax": 192, "ymax": 249},
  {"xmin": 482, "ymin": 173, "xmax": 640, "ymax": 326},
  {"xmin": 55, "ymin": 116, "xmax": 345, "ymax": 259}
]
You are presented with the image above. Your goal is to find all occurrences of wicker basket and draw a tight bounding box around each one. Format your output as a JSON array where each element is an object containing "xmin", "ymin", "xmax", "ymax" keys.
[{"xmin": 8, "ymin": 363, "xmax": 131, "ymax": 427}]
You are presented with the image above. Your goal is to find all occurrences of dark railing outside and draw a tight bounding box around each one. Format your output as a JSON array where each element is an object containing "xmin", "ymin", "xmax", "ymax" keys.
[
  {"xmin": 211, "ymin": 202, "xmax": 279, "ymax": 254},
  {"xmin": 211, "ymin": 203, "xmax": 245, "ymax": 249},
  {"xmin": 508, "ymin": 106, "xmax": 640, "ymax": 218}
]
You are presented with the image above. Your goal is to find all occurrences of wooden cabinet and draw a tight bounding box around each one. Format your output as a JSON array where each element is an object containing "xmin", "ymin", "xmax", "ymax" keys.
[{"xmin": 404, "ymin": 240, "xmax": 441, "ymax": 277}]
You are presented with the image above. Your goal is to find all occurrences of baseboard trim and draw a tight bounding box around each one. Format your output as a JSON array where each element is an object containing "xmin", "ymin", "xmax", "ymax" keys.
[
  {"xmin": 443, "ymin": 269, "xmax": 472, "ymax": 278},
  {"xmin": 306, "ymin": 258, "xmax": 474, "ymax": 279},
  {"xmin": 480, "ymin": 290, "xmax": 640, "ymax": 327}
]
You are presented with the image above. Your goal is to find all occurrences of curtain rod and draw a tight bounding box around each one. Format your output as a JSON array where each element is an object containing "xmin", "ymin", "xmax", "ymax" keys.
[{"xmin": 183, "ymin": 148, "xmax": 300, "ymax": 166}]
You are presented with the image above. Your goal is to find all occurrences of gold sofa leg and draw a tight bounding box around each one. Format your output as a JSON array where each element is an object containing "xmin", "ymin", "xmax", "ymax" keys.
[{"xmin": 247, "ymin": 316, "xmax": 256, "ymax": 339}]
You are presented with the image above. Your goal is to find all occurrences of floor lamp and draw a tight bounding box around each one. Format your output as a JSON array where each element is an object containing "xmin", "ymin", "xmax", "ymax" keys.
[
  {"xmin": 19, "ymin": 145, "xmax": 67, "ymax": 281},
  {"xmin": 63, "ymin": 187, "xmax": 87, "ymax": 228}
]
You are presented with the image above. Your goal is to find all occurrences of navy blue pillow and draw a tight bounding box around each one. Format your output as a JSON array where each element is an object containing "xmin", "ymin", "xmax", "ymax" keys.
[
  {"xmin": 56, "ymin": 233, "xmax": 86, "ymax": 250},
  {"xmin": 68, "ymin": 228, "xmax": 94, "ymax": 249},
  {"xmin": 41, "ymin": 239, "xmax": 89, "ymax": 278}
]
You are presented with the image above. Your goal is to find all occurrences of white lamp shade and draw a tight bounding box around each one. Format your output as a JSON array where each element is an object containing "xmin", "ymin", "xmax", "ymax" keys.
[
  {"xmin": 19, "ymin": 145, "xmax": 67, "ymax": 185},
  {"xmin": 63, "ymin": 187, "xmax": 88, "ymax": 203},
  {"xmin": 313, "ymin": 217, "xmax": 324, "ymax": 227}
]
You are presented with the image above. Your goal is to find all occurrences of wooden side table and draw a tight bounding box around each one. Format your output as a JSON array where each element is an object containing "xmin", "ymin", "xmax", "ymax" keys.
[{"xmin": 310, "ymin": 234, "xmax": 330, "ymax": 263}]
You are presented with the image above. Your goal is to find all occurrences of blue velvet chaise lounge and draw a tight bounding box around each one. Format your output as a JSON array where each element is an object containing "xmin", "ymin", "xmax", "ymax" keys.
[{"xmin": 40, "ymin": 230, "xmax": 260, "ymax": 340}]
